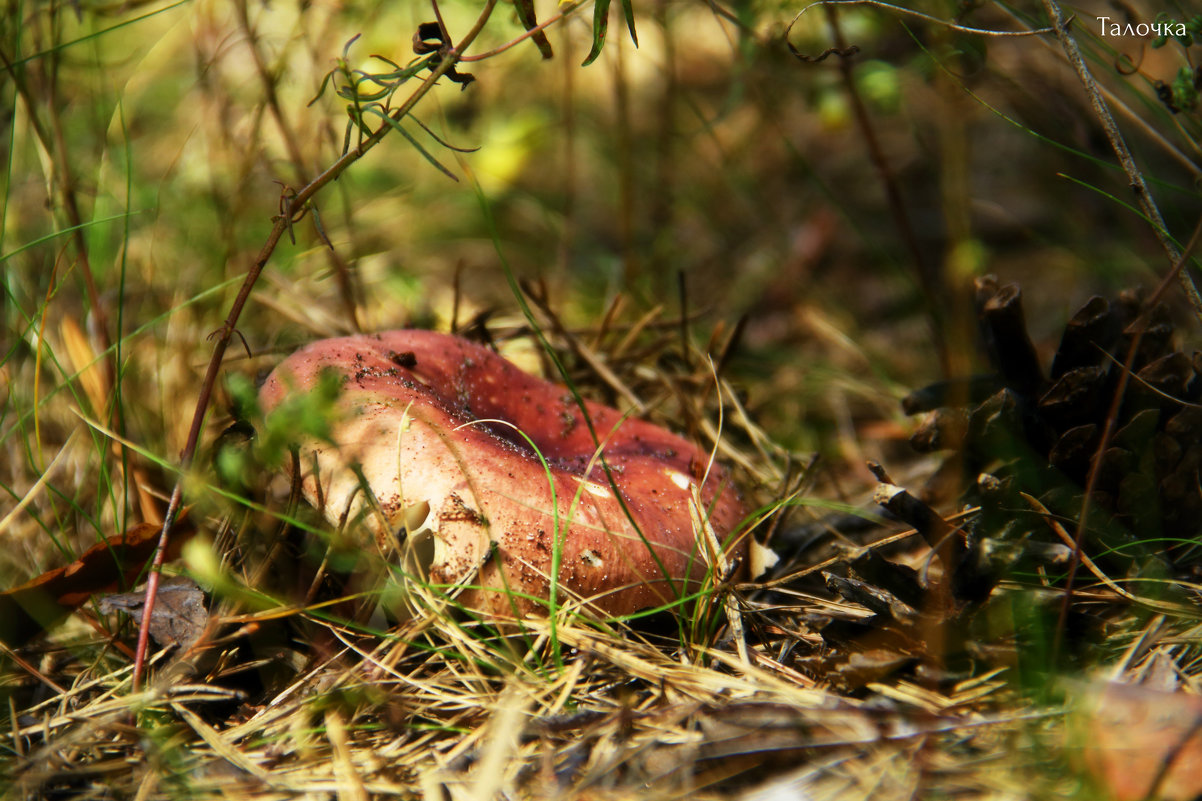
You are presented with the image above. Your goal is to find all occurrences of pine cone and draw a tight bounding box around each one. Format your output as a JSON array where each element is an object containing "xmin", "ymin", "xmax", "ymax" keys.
[{"xmin": 906, "ymin": 277, "xmax": 1202, "ymax": 578}]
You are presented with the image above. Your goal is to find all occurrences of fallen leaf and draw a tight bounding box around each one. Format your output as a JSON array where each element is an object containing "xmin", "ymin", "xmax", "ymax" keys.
[
  {"xmin": 99, "ymin": 576, "xmax": 208, "ymax": 650},
  {"xmin": 1076, "ymin": 681, "xmax": 1202, "ymax": 801}
]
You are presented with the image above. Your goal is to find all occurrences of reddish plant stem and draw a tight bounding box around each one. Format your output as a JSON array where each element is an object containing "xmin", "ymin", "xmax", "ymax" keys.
[
  {"xmin": 461, "ymin": 2, "xmax": 582, "ymax": 62},
  {"xmin": 130, "ymin": 1, "xmax": 498, "ymax": 692}
]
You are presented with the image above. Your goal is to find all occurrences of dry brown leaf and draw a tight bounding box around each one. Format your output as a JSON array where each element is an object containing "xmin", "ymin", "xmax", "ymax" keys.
[{"xmin": 98, "ymin": 575, "xmax": 208, "ymax": 650}]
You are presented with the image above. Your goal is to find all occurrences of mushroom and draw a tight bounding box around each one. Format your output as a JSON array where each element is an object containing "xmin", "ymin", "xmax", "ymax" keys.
[{"xmin": 258, "ymin": 330, "xmax": 748, "ymax": 618}]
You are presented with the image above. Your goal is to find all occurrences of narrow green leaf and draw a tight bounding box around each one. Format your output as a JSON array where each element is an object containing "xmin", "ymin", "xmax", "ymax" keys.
[
  {"xmin": 370, "ymin": 53, "xmax": 404, "ymax": 71},
  {"xmin": 581, "ymin": 0, "xmax": 612, "ymax": 66},
  {"xmin": 408, "ymin": 115, "xmax": 480, "ymax": 154},
  {"xmin": 365, "ymin": 56, "xmax": 430, "ymax": 83},
  {"xmin": 362, "ymin": 107, "xmax": 459, "ymax": 181},
  {"xmin": 308, "ymin": 69, "xmax": 336, "ymax": 107},
  {"xmin": 620, "ymin": 0, "xmax": 638, "ymax": 46},
  {"xmin": 514, "ymin": 0, "xmax": 554, "ymax": 59},
  {"xmin": 0, "ymin": 213, "xmax": 138, "ymax": 264},
  {"xmin": 341, "ymin": 83, "xmax": 391, "ymax": 102}
]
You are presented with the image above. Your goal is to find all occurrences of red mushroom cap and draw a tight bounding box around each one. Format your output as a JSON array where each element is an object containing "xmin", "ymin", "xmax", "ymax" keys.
[{"xmin": 258, "ymin": 330, "xmax": 748, "ymax": 618}]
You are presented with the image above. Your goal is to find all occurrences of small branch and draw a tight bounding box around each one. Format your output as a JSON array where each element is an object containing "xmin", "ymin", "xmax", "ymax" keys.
[
  {"xmin": 238, "ymin": 0, "xmax": 364, "ymax": 331},
  {"xmin": 787, "ymin": 0, "xmax": 1057, "ymax": 40}
]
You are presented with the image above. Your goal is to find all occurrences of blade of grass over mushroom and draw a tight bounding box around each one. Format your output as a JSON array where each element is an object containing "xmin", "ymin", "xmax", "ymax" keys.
[
  {"xmin": 566, "ymin": 410, "xmax": 695, "ymax": 617},
  {"xmin": 694, "ymin": 361, "xmax": 759, "ymax": 563},
  {"xmin": 572, "ymin": 428, "xmax": 686, "ymax": 628},
  {"xmin": 455, "ymin": 418, "xmax": 566, "ymax": 670},
  {"xmin": 466, "ymin": 176, "xmax": 705, "ymax": 636}
]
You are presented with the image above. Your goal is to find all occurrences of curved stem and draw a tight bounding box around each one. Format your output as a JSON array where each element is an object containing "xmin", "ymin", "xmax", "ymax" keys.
[{"xmin": 461, "ymin": 1, "xmax": 583, "ymax": 62}]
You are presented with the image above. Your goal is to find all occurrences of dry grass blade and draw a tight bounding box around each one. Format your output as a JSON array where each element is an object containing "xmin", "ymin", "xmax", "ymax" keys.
[
  {"xmin": 172, "ymin": 702, "xmax": 277, "ymax": 787},
  {"xmin": 1022, "ymin": 492, "xmax": 1200, "ymax": 618}
]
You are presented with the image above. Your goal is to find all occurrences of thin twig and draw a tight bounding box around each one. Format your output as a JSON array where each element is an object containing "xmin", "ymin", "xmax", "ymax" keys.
[
  {"xmin": 991, "ymin": 1, "xmax": 1202, "ymax": 180},
  {"xmin": 787, "ymin": 0, "xmax": 1057, "ymax": 39},
  {"xmin": 817, "ymin": 6, "xmax": 950, "ymax": 376},
  {"xmin": 235, "ymin": 0, "xmax": 362, "ymax": 332},
  {"xmin": 1039, "ymin": 0, "xmax": 1202, "ymax": 316}
]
